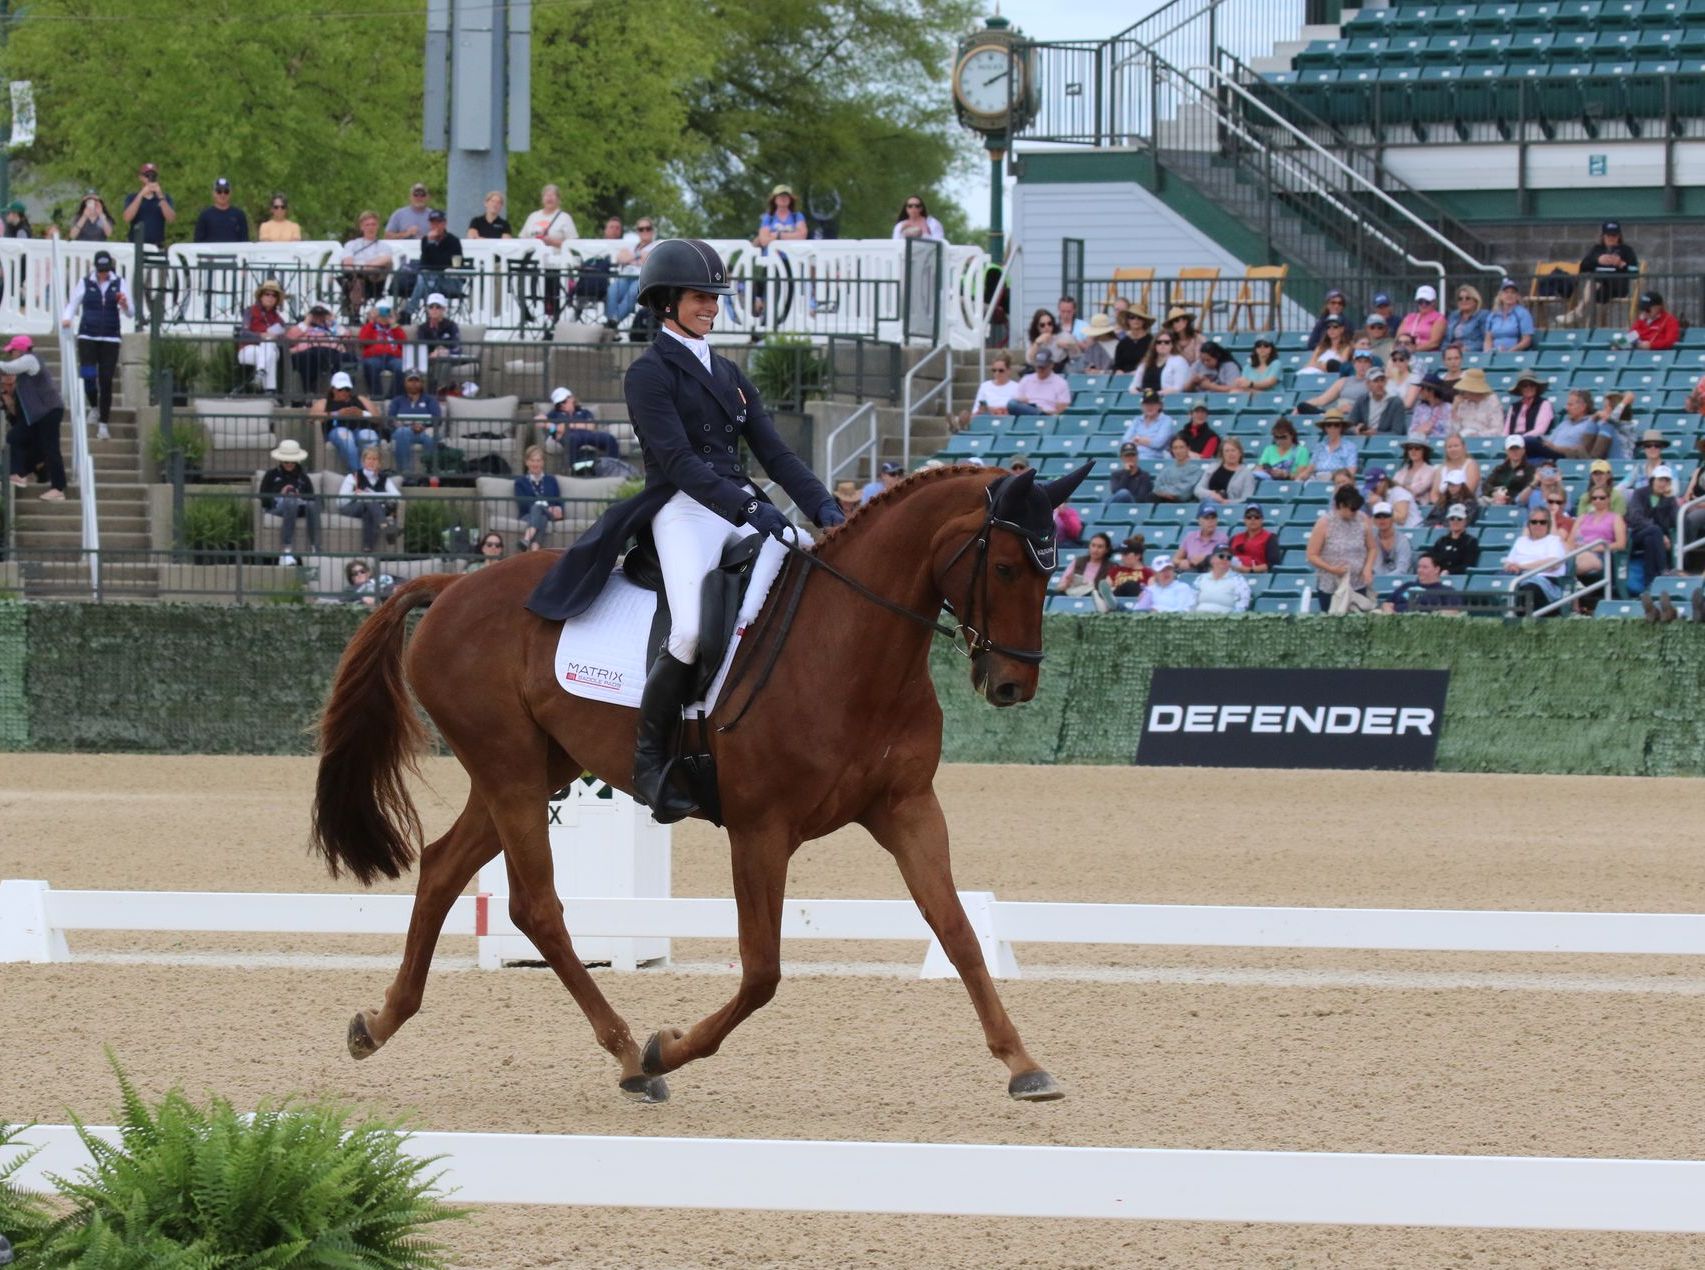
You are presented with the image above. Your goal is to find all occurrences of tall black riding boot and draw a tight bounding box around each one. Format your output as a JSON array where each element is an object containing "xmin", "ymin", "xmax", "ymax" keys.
[{"xmin": 633, "ymin": 650, "xmax": 699, "ymax": 824}]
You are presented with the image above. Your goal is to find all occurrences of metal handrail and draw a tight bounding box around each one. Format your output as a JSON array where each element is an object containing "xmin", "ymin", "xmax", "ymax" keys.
[
  {"xmin": 49, "ymin": 237, "xmax": 100, "ymax": 598},
  {"xmin": 968, "ymin": 243, "xmax": 1022, "ymax": 387},
  {"xmin": 1510, "ymin": 540, "xmax": 1607, "ymax": 618},
  {"xmin": 1180, "ymin": 62, "xmax": 1505, "ymax": 279},
  {"xmin": 901, "ymin": 343, "xmax": 952, "ymax": 472},
  {"xmin": 1677, "ymin": 494, "xmax": 1705, "ymax": 572},
  {"xmin": 824, "ymin": 401, "xmax": 879, "ymax": 488},
  {"xmin": 1155, "ymin": 65, "xmax": 1446, "ymax": 279}
]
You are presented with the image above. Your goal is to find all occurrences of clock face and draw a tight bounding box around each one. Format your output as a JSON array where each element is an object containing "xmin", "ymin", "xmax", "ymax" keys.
[{"xmin": 956, "ymin": 45, "xmax": 1017, "ymax": 120}]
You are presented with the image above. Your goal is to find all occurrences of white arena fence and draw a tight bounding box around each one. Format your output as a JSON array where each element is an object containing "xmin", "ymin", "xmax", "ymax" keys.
[
  {"xmin": 7, "ymin": 878, "xmax": 1705, "ymax": 975},
  {"xmin": 0, "ymin": 236, "xmax": 995, "ymax": 349},
  {"xmin": 5, "ymin": 1123, "xmax": 1704, "ymax": 1232}
]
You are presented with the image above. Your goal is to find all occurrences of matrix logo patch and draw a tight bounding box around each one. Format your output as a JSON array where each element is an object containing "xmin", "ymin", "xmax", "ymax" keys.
[{"xmin": 562, "ymin": 661, "xmax": 623, "ymax": 692}]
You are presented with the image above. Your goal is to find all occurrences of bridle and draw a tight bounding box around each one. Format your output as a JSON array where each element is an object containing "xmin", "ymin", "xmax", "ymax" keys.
[{"xmin": 715, "ymin": 488, "xmax": 1050, "ymax": 733}]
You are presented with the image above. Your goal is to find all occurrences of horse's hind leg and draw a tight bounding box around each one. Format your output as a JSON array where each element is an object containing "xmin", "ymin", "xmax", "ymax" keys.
[
  {"xmin": 349, "ymin": 795, "xmax": 501, "ymax": 1059},
  {"xmin": 863, "ymin": 787, "xmax": 1063, "ymax": 1102}
]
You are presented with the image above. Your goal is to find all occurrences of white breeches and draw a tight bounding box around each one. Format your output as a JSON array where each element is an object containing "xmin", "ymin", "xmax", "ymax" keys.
[
  {"xmin": 238, "ymin": 342, "xmax": 279, "ymax": 391},
  {"xmin": 651, "ymin": 488, "xmax": 760, "ymax": 662}
]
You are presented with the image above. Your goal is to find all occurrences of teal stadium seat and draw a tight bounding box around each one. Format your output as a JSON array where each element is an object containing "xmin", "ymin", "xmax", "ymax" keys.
[{"xmin": 1594, "ymin": 599, "xmax": 1646, "ymax": 617}]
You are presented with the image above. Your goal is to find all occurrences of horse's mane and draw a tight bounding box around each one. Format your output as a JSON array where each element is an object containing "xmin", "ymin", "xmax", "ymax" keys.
[{"xmin": 819, "ymin": 463, "xmax": 995, "ymax": 554}]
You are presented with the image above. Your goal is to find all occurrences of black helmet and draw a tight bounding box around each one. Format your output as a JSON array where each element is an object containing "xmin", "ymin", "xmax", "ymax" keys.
[{"xmin": 636, "ymin": 238, "xmax": 735, "ymax": 311}]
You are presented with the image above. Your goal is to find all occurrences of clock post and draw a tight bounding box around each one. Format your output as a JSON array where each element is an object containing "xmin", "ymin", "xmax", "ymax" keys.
[
  {"xmin": 986, "ymin": 138, "xmax": 1007, "ymax": 263},
  {"xmin": 952, "ymin": 15, "xmax": 1036, "ymax": 263}
]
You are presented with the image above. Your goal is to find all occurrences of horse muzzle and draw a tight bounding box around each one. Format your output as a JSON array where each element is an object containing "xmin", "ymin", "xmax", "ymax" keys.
[{"xmin": 971, "ymin": 653, "xmax": 1035, "ymax": 708}]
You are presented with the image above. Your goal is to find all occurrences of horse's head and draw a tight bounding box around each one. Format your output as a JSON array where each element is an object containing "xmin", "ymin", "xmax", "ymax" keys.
[{"xmin": 936, "ymin": 462, "xmax": 1092, "ymax": 707}]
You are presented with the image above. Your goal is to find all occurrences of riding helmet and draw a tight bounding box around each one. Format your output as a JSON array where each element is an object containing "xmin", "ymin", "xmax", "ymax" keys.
[{"xmin": 637, "ymin": 238, "xmax": 736, "ymax": 313}]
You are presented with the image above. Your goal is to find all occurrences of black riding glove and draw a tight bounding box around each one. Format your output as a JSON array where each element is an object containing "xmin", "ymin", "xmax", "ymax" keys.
[
  {"xmin": 815, "ymin": 500, "xmax": 846, "ymax": 529},
  {"xmin": 743, "ymin": 499, "xmax": 792, "ymax": 541}
]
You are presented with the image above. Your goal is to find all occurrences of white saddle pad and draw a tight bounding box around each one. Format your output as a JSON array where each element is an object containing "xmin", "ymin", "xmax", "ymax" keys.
[{"xmin": 553, "ymin": 531, "xmax": 801, "ymax": 717}]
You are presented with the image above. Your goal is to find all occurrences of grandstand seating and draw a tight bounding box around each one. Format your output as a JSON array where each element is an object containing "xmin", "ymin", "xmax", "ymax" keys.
[{"xmin": 939, "ymin": 326, "xmax": 1705, "ymax": 612}]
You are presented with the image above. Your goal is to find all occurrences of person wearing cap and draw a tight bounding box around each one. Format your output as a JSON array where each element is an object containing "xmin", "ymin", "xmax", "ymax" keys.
[
  {"xmin": 387, "ymin": 369, "xmax": 443, "ymax": 475},
  {"xmin": 1482, "ymin": 279, "xmax": 1534, "ymax": 353},
  {"xmin": 1306, "ymin": 288, "xmax": 1349, "ymax": 351},
  {"xmin": 414, "ymin": 295, "xmax": 463, "ymax": 390},
  {"xmin": 286, "ymin": 302, "xmax": 343, "ymax": 399},
  {"xmin": 310, "ymin": 370, "xmax": 379, "ymax": 472},
  {"xmin": 1360, "ymin": 313, "xmax": 1395, "ymax": 363},
  {"xmin": 1176, "ymin": 401, "xmax": 1221, "ymax": 460},
  {"xmin": 1351, "ymin": 363, "xmax": 1407, "ymax": 437},
  {"xmin": 1191, "ymin": 544, "xmax": 1251, "ymax": 613},
  {"xmin": 1112, "ymin": 306, "xmax": 1154, "ymax": 373},
  {"xmin": 1448, "ymin": 367, "xmax": 1502, "ymax": 437},
  {"xmin": 259, "ymin": 193, "xmax": 302, "ymax": 243},
  {"xmin": 755, "ymin": 184, "xmax": 807, "ymax": 249},
  {"xmin": 1228, "ymin": 504, "xmax": 1280, "ymax": 572},
  {"xmin": 1368, "ymin": 499, "xmax": 1414, "ymax": 576},
  {"xmin": 0, "ymin": 199, "xmax": 30, "ymax": 241},
  {"xmin": 259, "ymin": 438, "xmax": 321, "ymax": 564},
  {"xmin": 1362, "ymin": 466, "xmax": 1418, "ymax": 528},
  {"xmin": 1575, "ymin": 459, "xmax": 1627, "ymax": 517},
  {"xmin": 1078, "ymin": 312, "xmax": 1122, "ymax": 375},
  {"xmin": 1308, "ymin": 484, "xmax": 1376, "ymax": 612},
  {"xmin": 1195, "ymin": 436, "xmax": 1254, "ymax": 506},
  {"xmin": 1009, "ymin": 346, "xmax": 1072, "ymax": 416},
  {"xmin": 407, "ymin": 209, "xmax": 464, "ymax": 319},
  {"xmin": 70, "ymin": 192, "xmax": 113, "ymax": 242},
  {"xmin": 860, "ymin": 459, "xmax": 905, "ymax": 503},
  {"xmin": 971, "ymin": 353, "xmax": 1022, "ymax": 417},
  {"xmin": 1232, "ymin": 336, "xmax": 1281, "ymax": 392},
  {"xmin": 1627, "ymin": 292, "xmax": 1679, "ymax": 351},
  {"xmin": 1370, "ymin": 291, "xmax": 1396, "ymax": 326},
  {"xmin": 535, "ymin": 385, "xmax": 618, "ymax": 466},
  {"xmin": 358, "ymin": 301, "xmax": 408, "ymax": 399},
  {"xmin": 1393, "ymin": 439, "xmax": 1437, "ymax": 507},
  {"xmin": 1133, "ymin": 554, "xmax": 1197, "ymax": 612},
  {"xmin": 1576, "ymin": 220, "xmax": 1639, "ymax": 300},
  {"xmin": 1176, "ymin": 501, "xmax": 1230, "ymax": 572},
  {"xmin": 1382, "ymin": 555, "xmax": 1459, "ymax": 615},
  {"xmin": 1106, "ymin": 536, "xmax": 1151, "ymax": 597},
  {"xmin": 193, "ymin": 177, "xmax": 249, "ymax": 244},
  {"xmin": 1407, "ymin": 371, "xmax": 1454, "ymax": 442},
  {"xmin": 1504, "ymin": 369, "xmax": 1553, "ymax": 441},
  {"xmin": 1426, "ymin": 504, "xmax": 1481, "ymax": 574},
  {"xmin": 0, "ymin": 335, "xmax": 67, "ymax": 501},
  {"xmin": 1625, "ymin": 465, "xmax": 1680, "ymax": 588},
  {"xmin": 1188, "ymin": 340, "xmax": 1243, "ymax": 394},
  {"xmin": 1120, "ymin": 387, "xmax": 1177, "ymax": 462},
  {"xmin": 1302, "ymin": 409, "xmax": 1358, "ymax": 481},
  {"xmin": 1445, "ymin": 284, "xmax": 1488, "ymax": 350},
  {"xmin": 1398, "ymin": 285, "xmax": 1445, "ymax": 351},
  {"xmin": 1502, "ymin": 505, "xmax": 1569, "ymax": 616},
  {"xmin": 386, "ymin": 182, "xmax": 434, "ymax": 241},
  {"xmin": 60, "ymin": 248, "xmax": 132, "ymax": 434},
  {"xmin": 231, "ymin": 278, "xmax": 288, "ymax": 397},
  {"xmin": 1302, "ymin": 315, "xmax": 1354, "ymax": 376},
  {"xmin": 1483, "ymin": 436, "xmax": 1538, "ymax": 506},
  {"xmin": 1617, "ymin": 428, "xmax": 1672, "ymax": 495},
  {"xmin": 1300, "ymin": 346, "xmax": 1377, "ymax": 415},
  {"xmin": 121, "ymin": 163, "xmax": 175, "ymax": 247},
  {"xmin": 1108, "ymin": 442, "xmax": 1155, "ymax": 503}
]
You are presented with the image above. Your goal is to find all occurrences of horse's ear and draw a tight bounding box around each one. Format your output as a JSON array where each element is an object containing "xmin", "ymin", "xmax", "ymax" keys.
[
  {"xmin": 991, "ymin": 467, "xmax": 1037, "ymax": 519},
  {"xmin": 1043, "ymin": 461, "xmax": 1095, "ymax": 509}
]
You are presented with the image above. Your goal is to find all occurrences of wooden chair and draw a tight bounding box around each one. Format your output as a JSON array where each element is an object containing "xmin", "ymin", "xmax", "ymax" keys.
[
  {"xmin": 1167, "ymin": 267, "xmax": 1221, "ymax": 327},
  {"xmin": 1526, "ymin": 260, "xmax": 1579, "ymax": 327},
  {"xmin": 1224, "ymin": 265, "xmax": 1289, "ymax": 333},
  {"xmin": 1102, "ymin": 266, "xmax": 1154, "ymax": 317}
]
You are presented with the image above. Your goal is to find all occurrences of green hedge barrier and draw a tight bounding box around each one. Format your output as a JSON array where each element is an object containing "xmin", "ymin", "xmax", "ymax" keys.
[{"xmin": 5, "ymin": 604, "xmax": 1703, "ymax": 775}]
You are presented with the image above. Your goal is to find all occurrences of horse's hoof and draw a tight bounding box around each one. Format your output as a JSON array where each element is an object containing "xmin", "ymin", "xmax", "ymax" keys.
[
  {"xmin": 347, "ymin": 1011, "xmax": 380, "ymax": 1061},
  {"xmin": 641, "ymin": 1030, "xmax": 667, "ymax": 1076},
  {"xmin": 619, "ymin": 1073, "xmax": 670, "ymax": 1104},
  {"xmin": 1008, "ymin": 1069, "xmax": 1064, "ymax": 1101}
]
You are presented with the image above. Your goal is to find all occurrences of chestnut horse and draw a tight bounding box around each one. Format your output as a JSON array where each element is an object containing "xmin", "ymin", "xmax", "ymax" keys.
[{"xmin": 311, "ymin": 463, "xmax": 1087, "ymax": 1102}]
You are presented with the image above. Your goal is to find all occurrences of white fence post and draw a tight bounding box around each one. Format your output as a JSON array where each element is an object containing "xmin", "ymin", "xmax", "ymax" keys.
[
  {"xmin": 0, "ymin": 879, "xmax": 70, "ymax": 962},
  {"xmin": 919, "ymin": 890, "xmax": 1020, "ymax": 980},
  {"xmin": 477, "ymin": 782, "xmax": 670, "ymax": 971}
]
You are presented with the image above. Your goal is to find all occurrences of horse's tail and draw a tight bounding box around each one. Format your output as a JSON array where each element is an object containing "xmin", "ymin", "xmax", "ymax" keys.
[{"xmin": 311, "ymin": 574, "xmax": 459, "ymax": 885}]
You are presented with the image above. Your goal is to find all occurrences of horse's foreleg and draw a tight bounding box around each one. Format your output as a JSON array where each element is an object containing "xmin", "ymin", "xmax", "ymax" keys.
[
  {"xmin": 490, "ymin": 792, "xmax": 663, "ymax": 1103},
  {"xmin": 641, "ymin": 823, "xmax": 792, "ymax": 1078},
  {"xmin": 864, "ymin": 789, "xmax": 1063, "ymax": 1102},
  {"xmin": 349, "ymin": 798, "xmax": 501, "ymax": 1059}
]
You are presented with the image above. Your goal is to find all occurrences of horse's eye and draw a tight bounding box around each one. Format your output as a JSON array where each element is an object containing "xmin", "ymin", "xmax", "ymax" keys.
[{"xmin": 995, "ymin": 563, "xmax": 1015, "ymax": 581}]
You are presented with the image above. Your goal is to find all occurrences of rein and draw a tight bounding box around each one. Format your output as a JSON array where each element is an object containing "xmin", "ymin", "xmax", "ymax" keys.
[{"xmin": 716, "ymin": 499, "xmax": 1048, "ymax": 733}]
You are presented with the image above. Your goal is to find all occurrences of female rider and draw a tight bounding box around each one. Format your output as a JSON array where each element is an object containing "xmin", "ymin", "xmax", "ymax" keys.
[{"xmin": 526, "ymin": 239, "xmax": 844, "ymax": 823}]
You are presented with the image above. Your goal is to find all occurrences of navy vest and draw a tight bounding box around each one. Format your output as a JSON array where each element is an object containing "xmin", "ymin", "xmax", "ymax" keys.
[{"xmin": 79, "ymin": 276, "xmax": 123, "ymax": 340}]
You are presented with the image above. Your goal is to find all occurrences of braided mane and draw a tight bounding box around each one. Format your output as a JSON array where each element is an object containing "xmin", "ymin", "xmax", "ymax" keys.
[{"xmin": 817, "ymin": 463, "xmax": 997, "ymax": 554}]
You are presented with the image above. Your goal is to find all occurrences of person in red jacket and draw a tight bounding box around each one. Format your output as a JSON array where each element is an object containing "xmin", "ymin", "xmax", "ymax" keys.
[
  {"xmin": 357, "ymin": 299, "xmax": 408, "ymax": 396},
  {"xmin": 1628, "ymin": 291, "xmax": 1680, "ymax": 351}
]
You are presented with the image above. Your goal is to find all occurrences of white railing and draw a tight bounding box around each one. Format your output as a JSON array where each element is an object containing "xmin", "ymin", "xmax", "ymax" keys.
[
  {"xmin": 901, "ymin": 342, "xmax": 952, "ymax": 471},
  {"xmin": 1677, "ymin": 492, "xmax": 1705, "ymax": 573},
  {"xmin": 0, "ymin": 238, "xmax": 995, "ymax": 349},
  {"xmin": 1509, "ymin": 541, "xmax": 1606, "ymax": 619},
  {"xmin": 47, "ymin": 238, "xmax": 100, "ymax": 596},
  {"xmin": 824, "ymin": 400, "xmax": 880, "ymax": 487}
]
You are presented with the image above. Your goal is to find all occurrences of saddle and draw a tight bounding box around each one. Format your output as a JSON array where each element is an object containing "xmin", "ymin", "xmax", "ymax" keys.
[{"xmin": 619, "ymin": 528, "xmax": 768, "ymax": 826}]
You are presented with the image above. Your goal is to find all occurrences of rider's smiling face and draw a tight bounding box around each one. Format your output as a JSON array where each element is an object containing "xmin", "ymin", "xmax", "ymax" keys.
[{"xmin": 674, "ymin": 289, "xmax": 719, "ymax": 337}]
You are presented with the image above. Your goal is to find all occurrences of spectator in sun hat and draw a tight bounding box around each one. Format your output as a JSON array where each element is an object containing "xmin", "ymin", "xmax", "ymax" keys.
[
  {"xmin": 387, "ymin": 368, "xmax": 442, "ymax": 474},
  {"xmin": 1229, "ymin": 503, "xmax": 1281, "ymax": 572},
  {"xmin": 1407, "ymin": 370, "xmax": 1454, "ymax": 441},
  {"xmin": 1482, "ymin": 278, "xmax": 1535, "ymax": 353},
  {"xmin": 235, "ymin": 277, "xmax": 287, "ymax": 396},
  {"xmin": 1112, "ymin": 304, "xmax": 1154, "ymax": 373},
  {"xmin": 1625, "ymin": 291, "xmax": 1680, "ymax": 351},
  {"xmin": 1393, "ymin": 438, "xmax": 1437, "ymax": 506},
  {"xmin": 1504, "ymin": 369, "xmax": 1553, "ymax": 440},
  {"xmin": 1176, "ymin": 500, "xmax": 1230, "ymax": 572},
  {"xmin": 1108, "ymin": 441, "xmax": 1155, "ymax": 503},
  {"xmin": 1078, "ymin": 311, "xmax": 1121, "ymax": 374},
  {"xmin": 1300, "ymin": 407, "xmax": 1358, "ymax": 481},
  {"xmin": 121, "ymin": 161, "xmax": 175, "ymax": 247},
  {"xmin": 1163, "ymin": 306, "xmax": 1201, "ymax": 365},
  {"xmin": 1008, "ymin": 345, "xmax": 1072, "ymax": 415},
  {"xmin": 1426, "ymin": 503, "xmax": 1481, "ymax": 573},
  {"xmin": 1306, "ymin": 288, "xmax": 1349, "ymax": 350},
  {"xmin": 536, "ymin": 384, "xmax": 617, "ymax": 465},
  {"xmin": 62, "ymin": 246, "xmax": 132, "ymax": 433},
  {"xmin": 1618, "ymin": 428, "xmax": 1670, "ymax": 494},
  {"xmin": 861, "ymin": 459, "xmax": 904, "ymax": 503},
  {"xmin": 1448, "ymin": 366, "xmax": 1503, "ymax": 437},
  {"xmin": 1133, "ymin": 554, "xmax": 1198, "ymax": 611},
  {"xmin": 1192, "ymin": 545, "xmax": 1252, "ymax": 613},
  {"xmin": 386, "ymin": 181, "xmax": 434, "ymax": 240},
  {"xmin": 1399, "ymin": 284, "xmax": 1446, "ymax": 351},
  {"xmin": 193, "ymin": 176, "xmax": 249, "ymax": 243},
  {"xmin": 259, "ymin": 438, "xmax": 320, "ymax": 564},
  {"xmin": 756, "ymin": 183, "xmax": 807, "ymax": 249},
  {"xmin": 1483, "ymin": 434, "xmax": 1537, "ymax": 506}
]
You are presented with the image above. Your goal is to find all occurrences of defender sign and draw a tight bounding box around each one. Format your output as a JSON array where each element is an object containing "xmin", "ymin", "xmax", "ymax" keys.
[{"xmin": 1136, "ymin": 668, "xmax": 1450, "ymax": 770}]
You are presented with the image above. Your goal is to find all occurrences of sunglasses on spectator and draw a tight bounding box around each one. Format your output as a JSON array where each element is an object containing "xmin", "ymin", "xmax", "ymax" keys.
[
  {"xmin": 352, "ymin": 566, "xmax": 371, "ymax": 576},
  {"xmin": 271, "ymin": 202, "xmax": 287, "ymax": 210},
  {"xmin": 637, "ymin": 223, "xmax": 654, "ymax": 232},
  {"xmin": 905, "ymin": 201, "xmax": 923, "ymax": 209},
  {"xmin": 1373, "ymin": 511, "xmax": 1393, "ymax": 518},
  {"xmin": 1644, "ymin": 442, "xmax": 1664, "ymax": 449},
  {"xmin": 1155, "ymin": 337, "xmax": 1173, "ymax": 345},
  {"xmin": 1591, "ymin": 493, "xmax": 1609, "ymax": 501},
  {"xmin": 1528, "ymin": 518, "xmax": 1548, "ymax": 526}
]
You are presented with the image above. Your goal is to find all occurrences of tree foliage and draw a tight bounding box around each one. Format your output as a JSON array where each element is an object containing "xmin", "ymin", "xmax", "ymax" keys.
[{"xmin": 8, "ymin": 0, "xmax": 977, "ymax": 242}]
